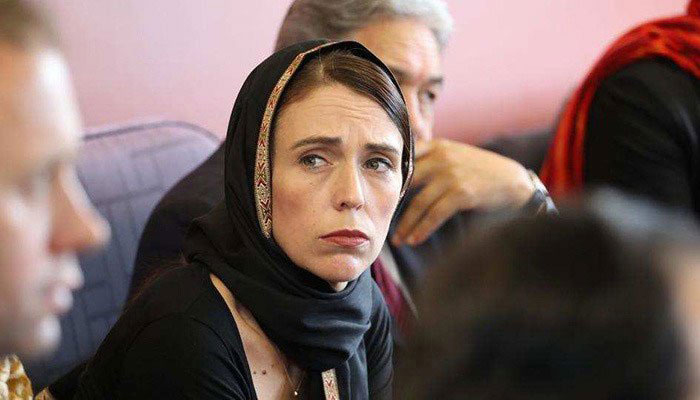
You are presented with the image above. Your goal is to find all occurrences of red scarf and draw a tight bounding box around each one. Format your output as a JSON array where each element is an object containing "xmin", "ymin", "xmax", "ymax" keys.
[{"xmin": 540, "ymin": 1, "xmax": 700, "ymax": 197}]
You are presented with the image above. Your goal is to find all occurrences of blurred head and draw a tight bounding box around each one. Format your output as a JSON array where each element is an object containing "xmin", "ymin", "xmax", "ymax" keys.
[
  {"xmin": 271, "ymin": 50, "xmax": 410, "ymax": 291},
  {"xmin": 397, "ymin": 192, "xmax": 700, "ymax": 399},
  {"xmin": 275, "ymin": 0, "xmax": 453, "ymax": 141},
  {"xmin": 0, "ymin": 1, "xmax": 108, "ymax": 357}
]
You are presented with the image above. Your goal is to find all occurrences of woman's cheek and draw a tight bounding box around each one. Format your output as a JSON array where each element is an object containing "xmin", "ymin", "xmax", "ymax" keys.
[
  {"xmin": 277, "ymin": 171, "xmax": 311, "ymax": 207},
  {"xmin": 272, "ymin": 171, "xmax": 315, "ymax": 234},
  {"xmin": 370, "ymin": 178, "xmax": 402, "ymax": 227}
]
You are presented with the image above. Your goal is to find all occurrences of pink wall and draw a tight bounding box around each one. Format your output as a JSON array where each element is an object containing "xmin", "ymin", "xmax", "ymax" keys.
[
  {"xmin": 41, "ymin": 1, "xmax": 687, "ymax": 143},
  {"xmin": 437, "ymin": 0, "xmax": 686, "ymax": 143}
]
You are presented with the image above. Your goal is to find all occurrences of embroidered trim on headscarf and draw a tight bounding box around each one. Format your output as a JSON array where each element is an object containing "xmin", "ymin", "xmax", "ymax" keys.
[
  {"xmin": 254, "ymin": 43, "xmax": 335, "ymax": 238},
  {"xmin": 321, "ymin": 369, "xmax": 340, "ymax": 400}
]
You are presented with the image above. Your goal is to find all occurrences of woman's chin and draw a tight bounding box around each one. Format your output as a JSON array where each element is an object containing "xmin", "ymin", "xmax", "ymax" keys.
[
  {"xmin": 320, "ymin": 269, "xmax": 364, "ymax": 288},
  {"xmin": 308, "ymin": 255, "xmax": 370, "ymax": 287}
]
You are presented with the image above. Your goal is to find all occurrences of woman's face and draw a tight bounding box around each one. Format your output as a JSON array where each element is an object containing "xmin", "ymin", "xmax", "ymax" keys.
[{"xmin": 272, "ymin": 83, "xmax": 404, "ymax": 291}]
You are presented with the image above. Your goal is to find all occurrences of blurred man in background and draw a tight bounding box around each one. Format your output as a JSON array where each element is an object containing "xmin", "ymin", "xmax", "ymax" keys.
[{"xmin": 0, "ymin": 1, "xmax": 108, "ymax": 397}]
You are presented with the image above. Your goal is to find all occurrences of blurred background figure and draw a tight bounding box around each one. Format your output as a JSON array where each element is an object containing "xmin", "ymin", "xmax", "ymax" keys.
[
  {"xmin": 0, "ymin": 0, "xmax": 108, "ymax": 396},
  {"xmin": 542, "ymin": 0, "xmax": 700, "ymax": 219},
  {"xmin": 397, "ymin": 192, "xmax": 700, "ymax": 399}
]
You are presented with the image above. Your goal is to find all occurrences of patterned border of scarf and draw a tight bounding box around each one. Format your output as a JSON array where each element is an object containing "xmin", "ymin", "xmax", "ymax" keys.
[{"xmin": 254, "ymin": 43, "xmax": 332, "ymax": 238}]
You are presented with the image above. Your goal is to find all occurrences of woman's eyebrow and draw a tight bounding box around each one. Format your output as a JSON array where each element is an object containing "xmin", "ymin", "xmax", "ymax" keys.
[
  {"xmin": 290, "ymin": 136, "xmax": 341, "ymax": 150},
  {"xmin": 366, "ymin": 143, "xmax": 400, "ymax": 157},
  {"xmin": 290, "ymin": 136, "xmax": 400, "ymax": 156}
]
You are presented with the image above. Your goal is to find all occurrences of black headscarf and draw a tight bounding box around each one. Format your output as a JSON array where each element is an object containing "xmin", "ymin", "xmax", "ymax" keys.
[{"xmin": 184, "ymin": 39, "xmax": 413, "ymax": 384}]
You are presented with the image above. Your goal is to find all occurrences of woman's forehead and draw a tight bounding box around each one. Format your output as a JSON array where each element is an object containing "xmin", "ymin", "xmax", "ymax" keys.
[{"xmin": 274, "ymin": 84, "xmax": 403, "ymax": 149}]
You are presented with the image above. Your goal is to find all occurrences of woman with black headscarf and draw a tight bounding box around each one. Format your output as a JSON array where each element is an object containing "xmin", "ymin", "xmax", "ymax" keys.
[{"xmin": 70, "ymin": 40, "xmax": 412, "ymax": 400}]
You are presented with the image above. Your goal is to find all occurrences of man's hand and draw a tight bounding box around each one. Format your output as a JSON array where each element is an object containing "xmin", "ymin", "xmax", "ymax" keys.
[{"xmin": 392, "ymin": 139, "xmax": 534, "ymax": 246}]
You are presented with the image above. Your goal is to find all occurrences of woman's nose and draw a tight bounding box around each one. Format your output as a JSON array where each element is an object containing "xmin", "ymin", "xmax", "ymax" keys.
[
  {"xmin": 332, "ymin": 163, "xmax": 365, "ymax": 211},
  {"xmin": 49, "ymin": 169, "xmax": 110, "ymax": 255}
]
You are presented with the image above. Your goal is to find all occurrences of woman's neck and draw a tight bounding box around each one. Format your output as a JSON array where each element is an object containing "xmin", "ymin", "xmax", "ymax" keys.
[
  {"xmin": 210, "ymin": 274, "xmax": 305, "ymax": 399},
  {"xmin": 329, "ymin": 281, "xmax": 348, "ymax": 291}
]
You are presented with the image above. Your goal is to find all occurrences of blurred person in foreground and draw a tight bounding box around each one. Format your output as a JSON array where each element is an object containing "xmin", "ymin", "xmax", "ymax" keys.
[
  {"xmin": 398, "ymin": 192, "xmax": 700, "ymax": 399},
  {"xmin": 130, "ymin": 0, "xmax": 555, "ymax": 338},
  {"xmin": 542, "ymin": 0, "xmax": 700, "ymax": 218},
  {"xmin": 0, "ymin": 1, "xmax": 108, "ymax": 398}
]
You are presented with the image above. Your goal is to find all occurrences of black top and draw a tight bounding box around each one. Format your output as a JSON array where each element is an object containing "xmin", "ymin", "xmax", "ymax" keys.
[
  {"xmin": 585, "ymin": 58, "xmax": 700, "ymax": 217},
  {"xmin": 128, "ymin": 146, "xmax": 225, "ymax": 298},
  {"xmin": 76, "ymin": 265, "xmax": 393, "ymax": 399}
]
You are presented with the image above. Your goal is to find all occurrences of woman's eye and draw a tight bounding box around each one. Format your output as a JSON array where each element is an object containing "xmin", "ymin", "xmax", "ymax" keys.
[
  {"xmin": 365, "ymin": 158, "xmax": 393, "ymax": 172},
  {"xmin": 299, "ymin": 154, "xmax": 327, "ymax": 169}
]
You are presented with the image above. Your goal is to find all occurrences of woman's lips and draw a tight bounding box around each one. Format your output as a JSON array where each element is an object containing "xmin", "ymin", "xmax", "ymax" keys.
[{"xmin": 320, "ymin": 229, "xmax": 369, "ymax": 248}]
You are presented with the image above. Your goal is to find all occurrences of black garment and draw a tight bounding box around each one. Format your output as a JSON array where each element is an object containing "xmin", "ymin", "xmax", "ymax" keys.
[
  {"xmin": 585, "ymin": 58, "xmax": 700, "ymax": 217},
  {"xmin": 128, "ymin": 146, "xmax": 225, "ymax": 299},
  {"xmin": 75, "ymin": 40, "xmax": 404, "ymax": 399},
  {"xmin": 76, "ymin": 265, "xmax": 392, "ymax": 399}
]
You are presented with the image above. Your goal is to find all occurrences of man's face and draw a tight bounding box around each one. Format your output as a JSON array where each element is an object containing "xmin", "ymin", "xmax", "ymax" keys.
[
  {"xmin": 351, "ymin": 17, "xmax": 443, "ymax": 142},
  {"xmin": 0, "ymin": 44, "xmax": 108, "ymax": 357}
]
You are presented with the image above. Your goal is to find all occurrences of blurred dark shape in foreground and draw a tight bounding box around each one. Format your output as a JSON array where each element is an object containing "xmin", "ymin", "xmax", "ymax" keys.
[{"xmin": 398, "ymin": 190, "xmax": 700, "ymax": 400}]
